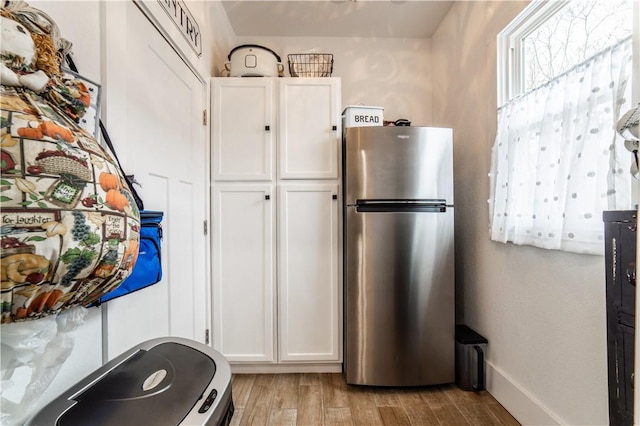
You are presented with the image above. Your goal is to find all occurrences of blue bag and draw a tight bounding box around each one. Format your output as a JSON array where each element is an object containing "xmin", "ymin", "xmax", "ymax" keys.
[{"xmin": 97, "ymin": 210, "xmax": 164, "ymax": 304}]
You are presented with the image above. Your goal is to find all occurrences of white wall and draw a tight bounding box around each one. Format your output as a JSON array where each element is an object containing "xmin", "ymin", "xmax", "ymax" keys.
[
  {"xmin": 431, "ymin": 2, "xmax": 609, "ymax": 424},
  {"xmin": 227, "ymin": 36, "xmax": 432, "ymax": 125},
  {"xmin": 211, "ymin": 4, "xmax": 432, "ymax": 123},
  {"xmin": 208, "ymin": 1, "xmax": 238, "ymax": 75}
]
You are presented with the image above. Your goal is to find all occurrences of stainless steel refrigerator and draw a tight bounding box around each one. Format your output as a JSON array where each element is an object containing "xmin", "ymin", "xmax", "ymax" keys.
[{"xmin": 343, "ymin": 126, "xmax": 455, "ymax": 386}]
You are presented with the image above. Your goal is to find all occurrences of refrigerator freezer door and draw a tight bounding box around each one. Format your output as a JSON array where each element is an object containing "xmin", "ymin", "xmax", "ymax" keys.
[
  {"xmin": 344, "ymin": 206, "xmax": 455, "ymax": 386},
  {"xmin": 344, "ymin": 126, "xmax": 453, "ymax": 205}
]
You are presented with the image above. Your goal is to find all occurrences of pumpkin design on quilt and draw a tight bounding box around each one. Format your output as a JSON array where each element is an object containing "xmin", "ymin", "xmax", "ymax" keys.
[{"xmin": 0, "ymin": 2, "xmax": 141, "ymax": 323}]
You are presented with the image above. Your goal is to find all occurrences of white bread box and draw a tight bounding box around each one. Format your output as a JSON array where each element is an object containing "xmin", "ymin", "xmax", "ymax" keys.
[{"xmin": 342, "ymin": 105, "xmax": 384, "ymax": 128}]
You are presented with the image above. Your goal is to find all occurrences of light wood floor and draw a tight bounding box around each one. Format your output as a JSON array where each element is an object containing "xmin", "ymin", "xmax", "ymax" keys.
[{"xmin": 230, "ymin": 373, "xmax": 520, "ymax": 426}]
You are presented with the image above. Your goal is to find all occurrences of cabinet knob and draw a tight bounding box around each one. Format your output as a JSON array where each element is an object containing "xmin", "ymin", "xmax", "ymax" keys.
[
  {"xmin": 332, "ymin": 194, "xmax": 338, "ymax": 200},
  {"xmin": 265, "ymin": 195, "xmax": 270, "ymax": 200},
  {"xmin": 332, "ymin": 125, "xmax": 337, "ymax": 131},
  {"xmin": 265, "ymin": 125, "xmax": 270, "ymax": 131}
]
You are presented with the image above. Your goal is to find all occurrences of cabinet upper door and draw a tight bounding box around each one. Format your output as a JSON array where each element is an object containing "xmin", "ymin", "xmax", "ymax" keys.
[
  {"xmin": 278, "ymin": 78, "xmax": 341, "ymax": 180},
  {"xmin": 212, "ymin": 78, "xmax": 275, "ymax": 181}
]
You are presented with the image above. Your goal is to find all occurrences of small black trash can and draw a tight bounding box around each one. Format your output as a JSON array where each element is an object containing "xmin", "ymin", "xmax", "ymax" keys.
[
  {"xmin": 455, "ymin": 325, "xmax": 488, "ymax": 391},
  {"xmin": 26, "ymin": 337, "xmax": 234, "ymax": 426}
]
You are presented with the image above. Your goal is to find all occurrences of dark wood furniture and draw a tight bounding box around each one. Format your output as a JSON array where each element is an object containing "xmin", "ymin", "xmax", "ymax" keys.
[{"xmin": 604, "ymin": 210, "xmax": 636, "ymax": 426}]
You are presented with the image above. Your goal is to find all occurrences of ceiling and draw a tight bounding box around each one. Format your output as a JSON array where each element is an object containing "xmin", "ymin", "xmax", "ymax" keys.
[{"xmin": 220, "ymin": 1, "xmax": 455, "ymax": 39}]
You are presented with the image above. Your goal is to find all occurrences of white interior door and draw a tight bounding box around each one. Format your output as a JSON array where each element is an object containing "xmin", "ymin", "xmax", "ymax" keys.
[{"xmin": 103, "ymin": 2, "xmax": 208, "ymax": 359}]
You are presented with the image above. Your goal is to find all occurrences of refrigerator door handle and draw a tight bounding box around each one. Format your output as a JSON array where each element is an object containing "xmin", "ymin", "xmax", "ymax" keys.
[
  {"xmin": 356, "ymin": 199, "xmax": 447, "ymax": 205},
  {"xmin": 355, "ymin": 200, "xmax": 448, "ymax": 213}
]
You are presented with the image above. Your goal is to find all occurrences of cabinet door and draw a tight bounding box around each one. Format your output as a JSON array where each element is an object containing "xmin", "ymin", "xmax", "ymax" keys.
[
  {"xmin": 278, "ymin": 78, "xmax": 341, "ymax": 180},
  {"xmin": 278, "ymin": 183, "xmax": 341, "ymax": 362},
  {"xmin": 212, "ymin": 185, "xmax": 276, "ymax": 362},
  {"xmin": 212, "ymin": 78, "xmax": 275, "ymax": 181}
]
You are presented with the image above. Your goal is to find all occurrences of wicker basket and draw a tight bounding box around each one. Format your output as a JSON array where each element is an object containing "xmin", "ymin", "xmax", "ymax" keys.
[
  {"xmin": 288, "ymin": 54, "xmax": 333, "ymax": 77},
  {"xmin": 35, "ymin": 156, "xmax": 91, "ymax": 181}
]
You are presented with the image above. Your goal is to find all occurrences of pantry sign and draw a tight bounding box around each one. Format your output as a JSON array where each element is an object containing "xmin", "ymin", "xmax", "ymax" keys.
[{"xmin": 158, "ymin": 0, "xmax": 202, "ymax": 56}]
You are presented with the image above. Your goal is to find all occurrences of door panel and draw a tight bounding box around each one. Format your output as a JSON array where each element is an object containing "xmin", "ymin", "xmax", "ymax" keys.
[
  {"xmin": 105, "ymin": 2, "xmax": 207, "ymax": 359},
  {"xmin": 344, "ymin": 126, "xmax": 453, "ymax": 204},
  {"xmin": 344, "ymin": 207, "xmax": 455, "ymax": 385},
  {"xmin": 278, "ymin": 184, "xmax": 340, "ymax": 362},
  {"xmin": 212, "ymin": 79, "xmax": 275, "ymax": 181},
  {"xmin": 279, "ymin": 78, "xmax": 340, "ymax": 179},
  {"xmin": 212, "ymin": 185, "xmax": 276, "ymax": 362}
]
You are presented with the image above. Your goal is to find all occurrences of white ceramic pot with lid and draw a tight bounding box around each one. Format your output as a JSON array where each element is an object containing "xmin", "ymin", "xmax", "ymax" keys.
[{"xmin": 224, "ymin": 44, "xmax": 284, "ymax": 77}]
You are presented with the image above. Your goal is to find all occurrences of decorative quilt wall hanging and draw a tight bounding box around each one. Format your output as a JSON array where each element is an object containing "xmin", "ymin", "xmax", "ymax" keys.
[{"xmin": 0, "ymin": 1, "xmax": 141, "ymax": 323}]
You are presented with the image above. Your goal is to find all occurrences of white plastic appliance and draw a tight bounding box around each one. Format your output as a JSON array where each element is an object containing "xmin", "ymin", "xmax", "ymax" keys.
[{"xmin": 224, "ymin": 44, "xmax": 284, "ymax": 77}]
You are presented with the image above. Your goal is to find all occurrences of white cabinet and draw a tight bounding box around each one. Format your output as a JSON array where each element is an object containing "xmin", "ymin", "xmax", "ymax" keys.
[
  {"xmin": 278, "ymin": 184, "xmax": 341, "ymax": 362},
  {"xmin": 211, "ymin": 77, "xmax": 342, "ymax": 367},
  {"xmin": 212, "ymin": 78, "xmax": 340, "ymax": 181},
  {"xmin": 211, "ymin": 185, "xmax": 276, "ymax": 362}
]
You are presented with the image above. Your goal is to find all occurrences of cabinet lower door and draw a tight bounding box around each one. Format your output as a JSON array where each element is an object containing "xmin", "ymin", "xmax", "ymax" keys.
[
  {"xmin": 212, "ymin": 185, "xmax": 276, "ymax": 362},
  {"xmin": 278, "ymin": 183, "xmax": 341, "ymax": 362}
]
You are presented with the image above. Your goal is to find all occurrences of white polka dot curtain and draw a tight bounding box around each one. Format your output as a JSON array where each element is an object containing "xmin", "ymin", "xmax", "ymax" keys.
[{"xmin": 489, "ymin": 37, "xmax": 633, "ymax": 255}]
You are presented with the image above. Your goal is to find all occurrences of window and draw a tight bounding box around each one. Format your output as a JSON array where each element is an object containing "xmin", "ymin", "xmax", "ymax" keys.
[
  {"xmin": 499, "ymin": 0, "xmax": 633, "ymax": 105},
  {"xmin": 523, "ymin": 1, "xmax": 632, "ymax": 93},
  {"xmin": 490, "ymin": 0, "xmax": 637, "ymax": 255}
]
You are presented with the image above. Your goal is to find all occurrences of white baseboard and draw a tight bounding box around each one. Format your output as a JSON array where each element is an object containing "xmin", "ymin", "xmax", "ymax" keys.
[
  {"xmin": 487, "ymin": 361, "xmax": 565, "ymax": 425},
  {"xmin": 230, "ymin": 363, "xmax": 343, "ymax": 374}
]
